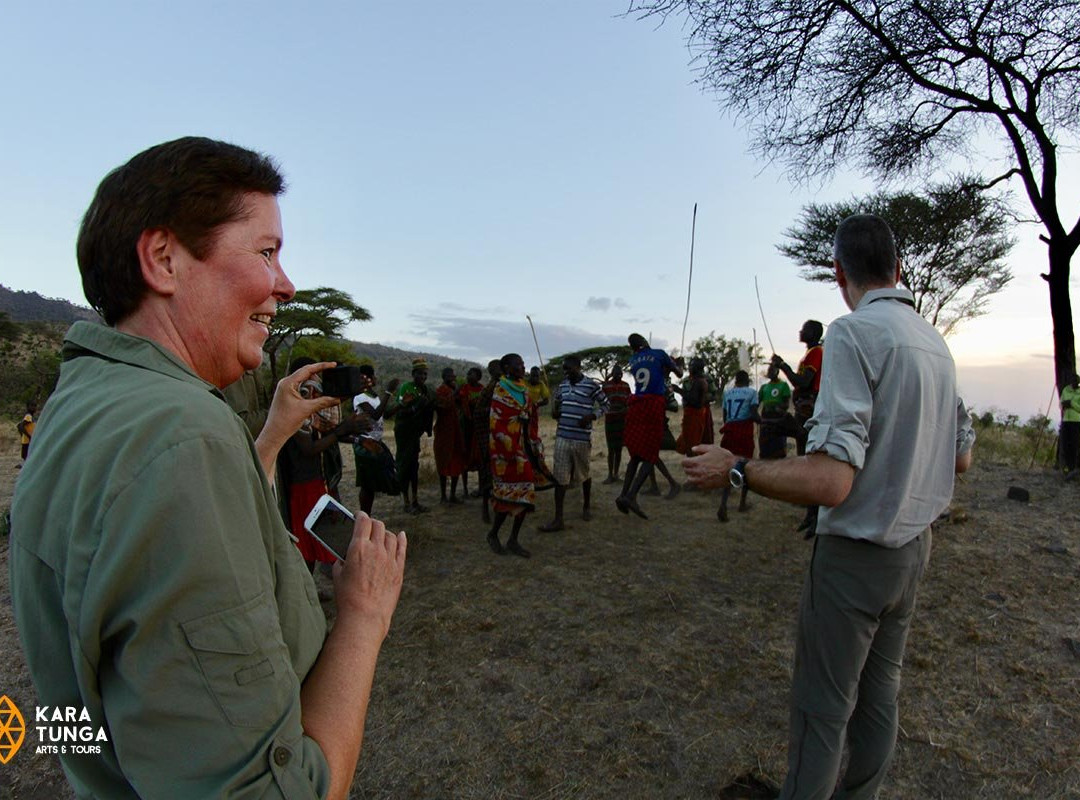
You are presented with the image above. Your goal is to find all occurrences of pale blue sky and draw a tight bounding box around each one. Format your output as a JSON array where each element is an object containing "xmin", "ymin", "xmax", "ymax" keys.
[{"xmin": 1, "ymin": 1, "xmax": 1074, "ymax": 417}]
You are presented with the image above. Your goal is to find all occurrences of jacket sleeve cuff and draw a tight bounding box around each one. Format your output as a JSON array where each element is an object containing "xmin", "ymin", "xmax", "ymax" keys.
[
  {"xmin": 806, "ymin": 422, "xmax": 866, "ymax": 469},
  {"xmin": 267, "ymin": 734, "xmax": 332, "ymax": 799}
]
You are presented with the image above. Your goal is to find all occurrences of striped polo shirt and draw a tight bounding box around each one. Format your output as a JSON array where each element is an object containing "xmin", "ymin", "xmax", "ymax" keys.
[{"xmin": 553, "ymin": 377, "xmax": 609, "ymax": 442}]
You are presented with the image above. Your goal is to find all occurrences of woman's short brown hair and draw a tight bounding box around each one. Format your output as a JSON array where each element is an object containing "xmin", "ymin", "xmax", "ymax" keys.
[{"xmin": 76, "ymin": 136, "xmax": 285, "ymax": 325}]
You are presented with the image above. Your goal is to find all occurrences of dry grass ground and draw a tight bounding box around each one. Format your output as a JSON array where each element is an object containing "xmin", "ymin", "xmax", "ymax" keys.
[{"xmin": 0, "ymin": 417, "xmax": 1077, "ymax": 798}]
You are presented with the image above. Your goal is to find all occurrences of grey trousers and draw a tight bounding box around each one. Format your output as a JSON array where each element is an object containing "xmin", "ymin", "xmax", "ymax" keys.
[{"xmin": 779, "ymin": 529, "xmax": 931, "ymax": 800}]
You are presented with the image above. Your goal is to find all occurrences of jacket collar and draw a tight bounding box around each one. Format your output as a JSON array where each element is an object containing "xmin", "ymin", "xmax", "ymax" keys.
[
  {"xmin": 856, "ymin": 287, "xmax": 916, "ymax": 310},
  {"xmin": 62, "ymin": 321, "xmax": 222, "ymax": 396}
]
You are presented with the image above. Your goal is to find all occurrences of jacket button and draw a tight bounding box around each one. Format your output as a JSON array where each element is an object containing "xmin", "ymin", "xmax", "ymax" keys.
[{"xmin": 273, "ymin": 747, "xmax": 291, "ymax": 766}]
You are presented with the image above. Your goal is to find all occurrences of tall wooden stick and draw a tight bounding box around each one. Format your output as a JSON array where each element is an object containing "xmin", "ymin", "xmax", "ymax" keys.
[
  {"xmin": 752, "ymin": 327, "xmax": 759, "ymax": 389},
  {"xmin": 754, "ymin": 276, "xmax": 777, "ymax": 355},
  {"xmin": 525, "ymin": 315, "xmax": 548, "ymax": 383},
  {"xmin": 680, "ymin": 203, "xmax": 698, "ymax": 355},
  {"xmin": 1029, "ymin": 383, "xmax": 1059, "ymax": 469}
]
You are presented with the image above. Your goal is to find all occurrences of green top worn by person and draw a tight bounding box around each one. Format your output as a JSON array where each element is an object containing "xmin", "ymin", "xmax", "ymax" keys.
[
  {"xmin": 758, "ymin": 369, "xmax": 792, "ymax": 417},
  {"xmin": 9, "ymin": 137, "xmax": 407, "ymax": 800},
  {"xmin": 1061, "ymin": 380, "xmax": 1080, "ymax": 424},
  {"xmin": 385, "ymin": 357, "xmax": 434, "ymax": 513},
  {"xmin": 390, "ymin": 361, "xmax": 435, "ymax": 438}
]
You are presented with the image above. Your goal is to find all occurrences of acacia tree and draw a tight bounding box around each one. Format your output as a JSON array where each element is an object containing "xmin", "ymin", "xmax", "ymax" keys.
[
  {"xmin": 779, "ymin": 178, "xmax": 1014, "ymax": 336},
  {"xmin": 689, "ymin": 332, "xmax": 762, "ymax": 396},
  {"xmin": 263, "ymin": 287, "xmax": 371, "ymax": 381},
  {"xmin": 288, "ymin": 337, "xmax": 362, "ymax": 368},
  {"xmin": 629, "ymin": 0, "xmax": 1080, "ymax": 388},
  {"xmin": 545, "ymin": 345, "xmax": 633, "ymax": 385}
]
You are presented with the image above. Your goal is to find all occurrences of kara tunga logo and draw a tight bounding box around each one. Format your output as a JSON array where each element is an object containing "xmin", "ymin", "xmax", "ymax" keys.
[{"xmin": 34, "ymin": 706, "xmax": 109, "ymax": 755}]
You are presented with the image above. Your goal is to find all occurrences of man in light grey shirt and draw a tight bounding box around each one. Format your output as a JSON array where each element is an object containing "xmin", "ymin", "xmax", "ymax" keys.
[
  {"xmin": 684, "ymin": 214, "xmax": 975, "ymax": 799},
  {"xmin": 804, "ymin": 285, "xmax": 975, "ymax": 547}
]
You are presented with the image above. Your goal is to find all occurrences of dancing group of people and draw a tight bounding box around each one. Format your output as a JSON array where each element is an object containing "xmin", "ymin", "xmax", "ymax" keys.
[
  {"xmin": 272, "ymin": 323, "xmax": 825, "ymax": 561},
  {"xmin": 272, "ymin": 318, "xmax": 832, "ymax": 564}
]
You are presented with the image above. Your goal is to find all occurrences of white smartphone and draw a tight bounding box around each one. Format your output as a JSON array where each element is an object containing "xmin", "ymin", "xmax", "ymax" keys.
[{"xmin": 303, "ymin": 494, "xmax": 355, "ymax": 561}]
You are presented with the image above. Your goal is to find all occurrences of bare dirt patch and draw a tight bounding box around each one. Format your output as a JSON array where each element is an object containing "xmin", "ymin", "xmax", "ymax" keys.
[{"xmin": 0, "ymin": 419, "xmax": 1077, "ymax": 799}]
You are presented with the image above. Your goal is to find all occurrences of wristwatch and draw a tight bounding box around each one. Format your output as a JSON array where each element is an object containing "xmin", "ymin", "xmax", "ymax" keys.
[{"xmin": 729, "ymin": 459, "xmax": 750, "ymax": 490}]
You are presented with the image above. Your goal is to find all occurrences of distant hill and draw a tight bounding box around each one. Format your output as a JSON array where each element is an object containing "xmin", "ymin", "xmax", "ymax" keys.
[
  {"xmin": 0, "ymin": 285, "xmax": 101, "ymax": 324},
  {"xmin": 0, "ymin": 286, "xmax": 480, "ymax": 385},
  {"xmin": 343, "ymin": 340, "xmax": 482, "ymax": 383}
]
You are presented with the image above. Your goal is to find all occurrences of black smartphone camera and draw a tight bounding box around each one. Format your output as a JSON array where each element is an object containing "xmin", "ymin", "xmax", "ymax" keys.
[{"xmin": 320, "ymin": 366, "xmax": 366, "ymax": 398}]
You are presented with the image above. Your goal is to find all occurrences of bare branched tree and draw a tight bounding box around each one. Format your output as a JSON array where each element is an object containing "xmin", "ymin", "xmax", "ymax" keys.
[
  {"xmin": 779, "ymin": 177, "xmax": 1014, "ymax": 336},
  {"xmin": 629, "ymin": 0, "xmax": 1080, "ymax": 387}
]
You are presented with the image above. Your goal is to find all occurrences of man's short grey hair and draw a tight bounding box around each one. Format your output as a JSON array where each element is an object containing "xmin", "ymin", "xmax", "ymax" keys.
[{"xmin": 833, "ymin": 214, "xmax": 898, "ymax": 287}]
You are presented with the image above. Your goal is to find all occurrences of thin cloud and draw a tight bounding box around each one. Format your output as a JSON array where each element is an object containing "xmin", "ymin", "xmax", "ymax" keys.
[
  {"xmin": 585, "ymin": 297, "xmax": 630, "ymax": 312},
  {"xmin": 436, "ymin": 301, "xmax": 510, "ymax": 315}
]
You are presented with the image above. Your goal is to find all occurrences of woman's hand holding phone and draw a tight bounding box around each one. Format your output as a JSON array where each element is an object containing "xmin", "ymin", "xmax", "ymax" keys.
[{"xmin": 332, "ymin": 513, "xmax": 407, "ymax": 643}]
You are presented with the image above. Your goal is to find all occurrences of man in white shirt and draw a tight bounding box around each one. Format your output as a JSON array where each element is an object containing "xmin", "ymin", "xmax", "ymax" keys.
[
  {"xmin": 684, "ymin": 214, "xmax": 975, "ymax": 799},
  {"xmin": 352, "ymin": 365, "xmax": 400, "ymax": 514}
]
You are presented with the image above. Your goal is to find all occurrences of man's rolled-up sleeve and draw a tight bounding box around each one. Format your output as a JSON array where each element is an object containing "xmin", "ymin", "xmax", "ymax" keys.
[
  {"xmin": 956, "ymin": 397, "xmax": 976, "ymax": 455},
  {"xmin": 804, "ymin": 322, "xmax": 871, "ymax": 469}
]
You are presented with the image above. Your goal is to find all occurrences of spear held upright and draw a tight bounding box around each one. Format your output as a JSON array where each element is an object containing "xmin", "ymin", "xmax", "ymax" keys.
[
  {"xmin": 754, "ymin": 275, "xmax": 777, "ymax": 356},
  {"xmin": 680, "ymin": 202, "xmax": 697, "ymax": 356},
  {"xmin": 525, "ymin": 315, "xmax": 548, "ymax": 384}
]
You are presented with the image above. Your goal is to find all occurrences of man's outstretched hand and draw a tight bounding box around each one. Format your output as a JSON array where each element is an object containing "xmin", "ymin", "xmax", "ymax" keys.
[{"xmin": 682, "ymin": 444, "xmax": 737, "ymax": 490}]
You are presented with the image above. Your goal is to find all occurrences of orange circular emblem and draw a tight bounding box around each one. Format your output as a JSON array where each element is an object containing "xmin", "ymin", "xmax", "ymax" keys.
[{"xmin": 0, "ymin": 696, "xmax": 26, "ymax": 764}]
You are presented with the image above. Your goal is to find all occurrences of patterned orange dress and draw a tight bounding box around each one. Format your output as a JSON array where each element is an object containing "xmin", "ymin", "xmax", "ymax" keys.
[{"xmin": 489, "ymin": 378, "xmax": 553, "ymax": 515}]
